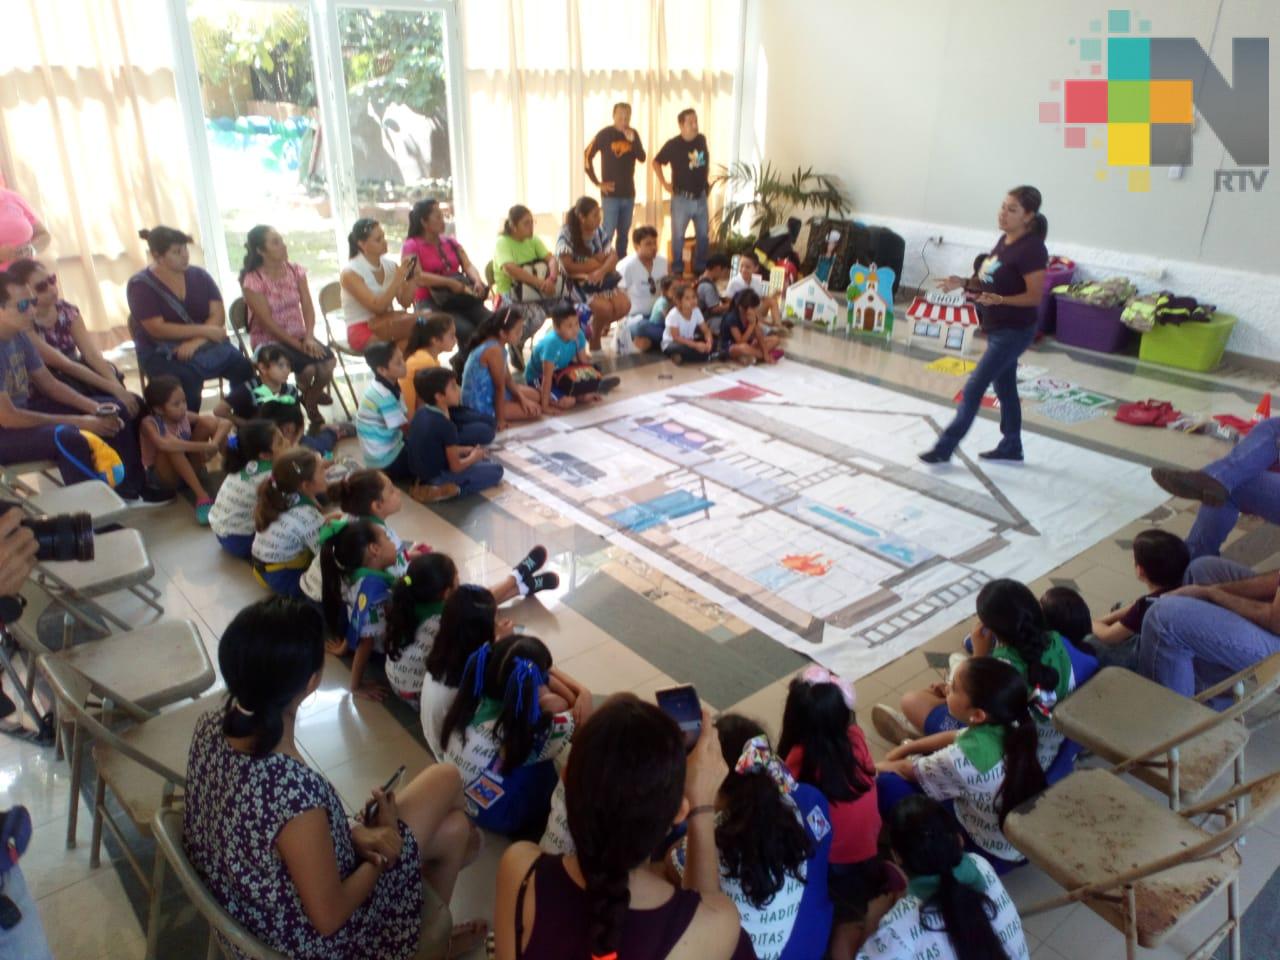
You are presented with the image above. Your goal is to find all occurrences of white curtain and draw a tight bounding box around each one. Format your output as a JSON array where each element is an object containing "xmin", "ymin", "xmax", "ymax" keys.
[
  {"xmin": 0, "ymin": 0, "xmax": 200, "ymax": 341},
  {"xmin": 457, "ymin": 0, "xmax": 740, "ymax": 258}
]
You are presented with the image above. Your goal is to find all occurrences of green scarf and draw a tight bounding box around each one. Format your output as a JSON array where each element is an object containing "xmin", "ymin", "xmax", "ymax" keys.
[
  {"xmin": 956, "ymin": 723, "xmax": 1005, "ymax": 774},
  {"xmin": 414, "ymin": 600, "xmax": 445, "ymax": 624},
  {"xmin": 907, "ymin": 855, "xmax": 988, "ymax": 900}
]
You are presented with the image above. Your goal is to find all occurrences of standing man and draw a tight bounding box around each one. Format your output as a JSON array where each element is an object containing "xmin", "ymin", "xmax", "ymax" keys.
[
  {"xmin": 653, "ymin": 108, "xmax": 710, "ymax": 278},
  {"xmin": 585, "ymin": 103, "xmax": 646, "ymax": 258}
]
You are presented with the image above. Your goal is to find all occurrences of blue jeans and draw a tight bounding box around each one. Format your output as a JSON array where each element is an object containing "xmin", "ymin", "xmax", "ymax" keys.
[
  {"xmin": 1139, "ymin": 556, "xmax": 1280, "ymax": 700},
  {"xmin": 600, "ymin": 196, "xmax": 635, "ymax": 257},
  {"xmin": 432, "ymin": 461, "xmax": 504, "ymax": 496},
  {"xmin": 629, "ymin": 317, "xmax": 666, "ymax": 351},
  {"xmin": 451, "ymin": 406, "xmax": 497, "ymax": 446},
  {"xmin": 933, "ymin": 325, "xmax": 1037, "ymax": 458},
  {"xmin": 1186, "ymin": 417, "xmax": 1280, "ymax": 558},
  {"xmin": 670, "ymin": 194, "xmax": 709, "ymax": 275},
  {"xmin": 0, "ymin": 866, "xmax": 52, "ymax": 960}
]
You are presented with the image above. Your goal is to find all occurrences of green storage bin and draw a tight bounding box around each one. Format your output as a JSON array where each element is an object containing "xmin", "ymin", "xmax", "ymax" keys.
[{"xmin": 1139, "ymin": 313, "xmax": 1237, "ymax": 372}]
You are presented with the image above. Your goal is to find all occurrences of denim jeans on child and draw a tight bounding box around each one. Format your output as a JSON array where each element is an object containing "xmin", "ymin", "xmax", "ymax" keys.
[
  {"xmin": 669, "ymin": 194, "xmax": 709, "ymax": 275},
  {"xmin": 1185, "ymin": 417, "xmax": 1280, "ymax": 558},
  {"xmin": 1139, "ymin": 555, "xmax": 1280, "ymax": 700},
  {"xmin": 933, "ymin": 325, "xmax": 1037, "ymax": 459},
  {"xmin": 600, "ymin": 196, "xmax": 634, "ymax": 258},
  {"xmin": 432, "ymin": 462, "xmax": 504, "ymax": 496}
]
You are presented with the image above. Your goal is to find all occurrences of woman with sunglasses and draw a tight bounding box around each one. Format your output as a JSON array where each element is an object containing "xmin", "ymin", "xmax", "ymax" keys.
[
  {"xmin": 7, "ymin": 259, "xmax": 139, "ymax": 415},
  {"xmin": 340, "ymin": 217, "xmax": 418, "ymax": 352}
]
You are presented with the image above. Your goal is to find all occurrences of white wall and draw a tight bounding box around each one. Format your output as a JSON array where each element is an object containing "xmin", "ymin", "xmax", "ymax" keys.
[{"xmin": 746, "ymin": 0, "xmax": 1280, "ymax": 357}]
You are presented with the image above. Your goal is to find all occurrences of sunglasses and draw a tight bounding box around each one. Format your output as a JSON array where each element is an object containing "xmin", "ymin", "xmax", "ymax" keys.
[
  {"xmin": 647, "ymin": 277, "xmax": 657, "ymax": 295},
  {"xmin": 32, "ymin": 274, "xmax": 56, "ymax": 294}
]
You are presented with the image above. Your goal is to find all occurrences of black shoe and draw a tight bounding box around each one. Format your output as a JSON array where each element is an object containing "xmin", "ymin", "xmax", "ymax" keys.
[
  {"xmin": 515, "ymin": 545, "xmax": 548, "ymax": 590},
  {"xmin": 527, "ymin": 571, "xmax": 560, "ymax": 594},
  {"xmin": 1151, "ymin": 467, "xmax": 1228, "ymax": 507},
  {"xmin": 917, "ymin": 449, "xmax": 950, "ymax": 464},
  {"xmin": 598, "ymin": 375, "xmax": 621, "ymax": 395},
  {"xmin": 978, "ymin": 449, "xmax": 1024, "ymax": 462}
]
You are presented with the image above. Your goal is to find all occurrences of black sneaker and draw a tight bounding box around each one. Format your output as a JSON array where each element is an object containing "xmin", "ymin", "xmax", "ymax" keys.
[
  {"xmin": 527, "ymin": 571, "xmax": 560, "ymax": 594},
  {"xmin": 515, "ymin": 545, "xmax": 548, "ymax": 591},
  {"xmin": 598, "ymin": 376, "xmax": 621, "ymax": 395},
  {"xmin": 978, "ymin": 449, "xmax": 1024, "ymax": 462},
  {"xmin": 122, "ymin": 485, "xmax": 177, "ymax": 508},
  {"xmin": 917, "ymin": 449, "xmax": 950, "ymax": 465}
]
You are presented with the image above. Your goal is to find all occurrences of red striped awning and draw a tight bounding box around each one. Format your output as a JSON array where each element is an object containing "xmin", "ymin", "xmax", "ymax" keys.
[{"xmin": 907, "ymin": 297, "xmax": 980, "ymax": 326}]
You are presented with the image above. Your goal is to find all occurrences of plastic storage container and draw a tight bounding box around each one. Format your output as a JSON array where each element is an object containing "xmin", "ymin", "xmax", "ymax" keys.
[
  {"xmin": 1054, "ymin": 296, "xmax": 1132, "ymax": 353},
  {"xmin": 1139, "ymin": 313, "xmax": 1237, "ymax": 372},
  {"xmin": 1037, "ymin": 256, "xmax": 1077, "ymax": 334}
]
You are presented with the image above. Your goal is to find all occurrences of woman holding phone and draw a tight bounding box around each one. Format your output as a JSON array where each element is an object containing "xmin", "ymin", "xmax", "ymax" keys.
[
  {"xmin": 183, "ymin": 596, "xmax": 487, "ymax": 959},
  {"xmin": 340, "ymin": 218, "xmax": 418, "ymax": 352},
  {"xmin": 919, "ymin": 186, "xmax": 1048, "ymax": 465}
]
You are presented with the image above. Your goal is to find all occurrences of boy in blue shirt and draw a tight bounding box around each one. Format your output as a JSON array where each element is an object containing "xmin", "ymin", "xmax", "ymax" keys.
[
  {"xmin": 408, "ymin": 366, "xmax": 504, "ymax": 498},
  {"xmin": 525, "ymin": 305, "xmax": 619, "ymax": 411}
]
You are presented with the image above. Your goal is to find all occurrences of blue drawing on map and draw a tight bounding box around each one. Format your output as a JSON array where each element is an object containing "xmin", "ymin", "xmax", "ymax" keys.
[
  {"xmin": 610, "ymin": 490, "xmax": 714, "ymax": 532},
  {"xmin": 807, "ymin": 504, "xmax": 928, "ymax": 566}
]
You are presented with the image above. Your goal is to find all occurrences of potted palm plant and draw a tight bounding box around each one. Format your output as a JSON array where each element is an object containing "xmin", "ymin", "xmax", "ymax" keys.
[{"xmin": 711, "ymin": 162, "xmax": 852, "ymax": 247}]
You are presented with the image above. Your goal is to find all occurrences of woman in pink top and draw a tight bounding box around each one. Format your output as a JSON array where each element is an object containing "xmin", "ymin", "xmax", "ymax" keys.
[
  {"xmin": 0, "ymin": 188, "xmax": 50, "ymax": 267},
  {"xmin": 402, "ymin": 199, "xmax": 491, "ymax": 345},
  {"xmin": 239, "ymin": 225, "xmax": 336, "ymax": 429}
]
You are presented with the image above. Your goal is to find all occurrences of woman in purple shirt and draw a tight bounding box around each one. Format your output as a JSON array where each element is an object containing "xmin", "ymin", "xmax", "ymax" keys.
[
  {"xmin": 126, "ymin": 226, "xmax": 253, "ymax": 411},
  {"xmin": 919, "ymin": 186, "xmax": 1048, "ymax": 466}
]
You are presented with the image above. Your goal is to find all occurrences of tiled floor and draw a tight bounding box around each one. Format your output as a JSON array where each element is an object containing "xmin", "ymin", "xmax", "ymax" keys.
[{"xmin": 5, "ymin": 319, "xmax": 1280, "ymax": 959}]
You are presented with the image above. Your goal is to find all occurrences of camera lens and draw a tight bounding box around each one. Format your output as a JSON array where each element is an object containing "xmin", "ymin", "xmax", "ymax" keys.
[{"xmin": 24, "ymin": 512, "xmax": 94, "ymax": 563}]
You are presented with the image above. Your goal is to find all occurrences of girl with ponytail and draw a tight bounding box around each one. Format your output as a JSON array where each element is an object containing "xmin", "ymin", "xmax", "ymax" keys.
[
  {"xmin": 184, "ymin": 596, "xmax": 480, "ymax": 959},
  {"xmin": 877, "ymin": 656, "xmax": 1046, "ymax": 871},
  {"xmin": 493, "ymin": 694, "xmax": 748, "ymax": 960},
  {"xmin": 250, "ymin": 448, "xmax": 329, "ymax": 596},
  {"xmin": 896, "ymin": 579, "xmax": 1075, "ymax": 771},
  {"xmin": 857, "ymin": 795, "xmax": 1030, "ymax": 960},
  {"xmin": 454, "ymin": 305, "xmax": 542, "ymax": 431},
  {"xmin": 318, "ymin": 518, "xmax": 401, "ymax": 700},
  {"xmin": 384, "ymin": 552, "xmax": 459, "ymax": 703},
  {"xmin": 440, "ymin": 634, "xmax": 581, "ymax": 837},
  {"xmin": 918, "ymin": 184, "xmax": 1049, "ymax": 465},
  {"xmin": 209, "ymin": 420, "xmax": 285, "ymax": 558},
  {"xmin": 668, "ymin": 714, "xmax": 833, "ymax": 960}
]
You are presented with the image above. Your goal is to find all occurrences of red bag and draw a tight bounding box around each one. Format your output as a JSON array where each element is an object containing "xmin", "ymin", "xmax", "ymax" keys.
[{"xmin": 1115, "ymin": 399, "xmax": 1182, "ymax": 427}]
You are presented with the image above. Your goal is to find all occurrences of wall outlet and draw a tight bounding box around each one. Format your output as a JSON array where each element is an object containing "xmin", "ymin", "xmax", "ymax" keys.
[{"xmin": 929, "ymin": 235, "xmax": 944, "ymax": 246}]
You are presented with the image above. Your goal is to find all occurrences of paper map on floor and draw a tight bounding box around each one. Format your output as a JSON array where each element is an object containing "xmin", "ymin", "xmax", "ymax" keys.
[{"xmin": 494, "ymin": 363, "xmax": 1167, "ymax": 680}]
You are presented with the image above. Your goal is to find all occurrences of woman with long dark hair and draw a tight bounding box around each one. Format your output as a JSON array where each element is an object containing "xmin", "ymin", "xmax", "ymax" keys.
[
  {"xmin": 339, "ymin": 217, "xmax": 417, "ymax": 351},
  {"xmin": 403, "ymin": 198, "xmax": 492, "ymax": 344},
  {"xmin": 239, "ymin": 225, "xmax": 336, "ymax": 430},
  {"xmin": 555, "ymin": 196, "xmax": 632, "ymax": 351},
  {"xmin": 182, "ymin": 596, "xmax": 484, "ymax": 958},
  {"xmin": 919, "ymin": 186, "xmax": 1048, "ymax": 465},
  {"xmin": 493, "ymin": 694, "xmax": 749, "ymax": 960},
  {"xmin": 855, "ymin": 796, "xmax": 1029, "ymax": 960}
]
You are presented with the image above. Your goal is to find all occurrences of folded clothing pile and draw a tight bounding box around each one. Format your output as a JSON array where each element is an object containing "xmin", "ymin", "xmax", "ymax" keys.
[
  {"xmin": 1121, "ymin": 292, "xmax": 1218, "ymax": 332},
  {"xmin": 1051, "ymin": 276, "xmax": 1139, "ymax": 308}
]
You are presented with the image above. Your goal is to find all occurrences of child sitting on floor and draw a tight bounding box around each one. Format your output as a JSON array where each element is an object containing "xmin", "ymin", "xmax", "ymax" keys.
[
  {"xmin": 725, "ymin": 251, "xmax": 785, "ymax": 332},
  {"xmin": 408, "ymin": 368, "xmax": 503, "ymax": 500},
  {"xmin": 209, "ymin": 420, "xmax": 285, "ymax": 558},
  {"xmin": 399, "ymin": 313, "xmax": 451, "ymax": 410},
  {"xmin": 320, "ymin": 517, "xmax": 400, "ymax": 700},
  {"xmin": 386, "ymin": 545, "xmax": 560, "ymax": 707},
  {"xmin": 456, "ymin": 306, "xmax": 542, "ymax": 432},
  {"xmin": 778, "ymin": 667, "xmax": 886, "ymax": 960},
  {"xmin": 259, "ymin": 396, "xmax": 346, "ymax": 458},
  {"xmin": 662, "ymin": 282, "xmax": 714, "ymax": 365},
  {"xmin": 139, "ymin": 374, "xmax": 232, "ymax": 525},
  {"xmin": 1089, "ymin": 529, "xmax": 1189, "ymax": 666},
  {"xmin": 695, "ymin": 253, "xmax": 732, "ymax": 333},
  {"xmin": 626, "ymin": 273, "xmax": 676, "ymax": 355},
  {"xmin": 251, "ymin": 448, "xmax": 330, "ymax": 596},
  {"xmin": 525, "ymin": 305, "xmax": 620, "ymax": 411},
  {"xmin": 720, "ymin": 289, "xmax": 782, "ymax": 366},
  {"xmin": 856, "ymin": 795, "xmax": 1030, "ymax": 960},
  {"xmin": 214, "ymin": 344, "xmax": 301, "ymax": 425},
  {"xmin": 441, "ymin": 634, "xmax": 585, "ymax": 837},
  {"xmin": 875, "ymin": 657, "xmax": 1045, "ymax": 873}
]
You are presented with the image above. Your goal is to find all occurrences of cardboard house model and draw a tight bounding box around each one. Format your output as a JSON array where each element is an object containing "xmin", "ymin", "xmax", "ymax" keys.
[
  {"xmin": 783, "ymin": 275, "xmax": 841, "ymax": 326},
  {"xmin": 846, "ymin": 263, "xmax": 894, "ymax": 337}
]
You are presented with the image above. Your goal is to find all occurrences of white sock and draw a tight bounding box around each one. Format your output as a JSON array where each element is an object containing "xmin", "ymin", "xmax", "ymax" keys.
[{"xmin": 514, "ymin": 569, "xmax": 530, "ymax": 597}]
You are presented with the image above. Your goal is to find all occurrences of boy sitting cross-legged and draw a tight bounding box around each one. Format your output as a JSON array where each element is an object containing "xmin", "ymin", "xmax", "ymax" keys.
[
  {"xmin": 525, "ymin": 304, "xmax": 620, "ymax": 412},
  {"xmin": 407, "ymin": 366, "xmax": 504, "ymax": 501}
]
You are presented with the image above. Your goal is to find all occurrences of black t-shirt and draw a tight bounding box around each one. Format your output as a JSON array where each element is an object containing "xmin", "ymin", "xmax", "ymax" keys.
[
  {"xmin": 974, "ymin": 233, "xmax": 1049, "ymax": 331},
  {"xmin": 1119, "ymin": 591, "xmax": 1165, "ymax": 635},
  {"xmin": 586, "ymin": 127, "xmax": 646, "ymax": 198},
  {"xmin": 407, "ymin": 407, "xmax": 458, "ymax": 482},
  {"xmin": 655, "ymin": 134, "xmax": 710, "ymax": 196}
]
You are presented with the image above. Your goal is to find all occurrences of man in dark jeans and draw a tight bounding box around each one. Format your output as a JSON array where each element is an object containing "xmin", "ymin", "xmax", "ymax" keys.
[
  {"xmin": 0, "ymin": 271, "xmax": 148, "ymax": 499},
  {"xmin": 653, "ymin": 108, "xmax": 711, "ymax": 277},
  {"xmin": 585, "ymin": 102, "xmax": 646, "ymax": 258}
]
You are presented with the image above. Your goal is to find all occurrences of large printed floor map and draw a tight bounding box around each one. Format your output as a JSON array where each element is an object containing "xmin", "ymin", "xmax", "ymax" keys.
[{"xmin": 495, "ymin": 364, "xmax": 1168, "ymax": 679}]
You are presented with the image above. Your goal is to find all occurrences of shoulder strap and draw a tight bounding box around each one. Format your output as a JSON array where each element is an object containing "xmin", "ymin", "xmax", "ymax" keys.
[
  {"xmin": 138, "ymin": 269, "xmax": 197, "ymax": 326},
  {"xmin": 514, "ymin": 853, "xmax": 543, "ymax": 960}
]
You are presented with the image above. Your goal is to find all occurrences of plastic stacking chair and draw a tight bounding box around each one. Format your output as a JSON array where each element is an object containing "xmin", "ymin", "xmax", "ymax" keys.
[
  {"xmin": 0, "ymin": 460, "xmax": 61, "ymax": 494},
  {"xmin": 148, "ymin": 808, "xmax": 287, "ymax": 960},
  {"xmin": 1005, "ymin": 766, "xmax": 1280, "ymax": 960},
  {"xmin": 318, "ymin": 280, "xmax": 360, "ymax": 416},
  {"xmin": 1051, "ymin": 659, "xmax": 1280, "ymax": 810},
  {"xmin": 38, "ymin": 656, "xmax": 216, "ymax": 883},
  {"xmin": 34, "ymin": 527, "xmax": 163, "ymax": 633},
  {"xmin": 3, "ymin": 478, "xmax": 129, "ymax": 528}
]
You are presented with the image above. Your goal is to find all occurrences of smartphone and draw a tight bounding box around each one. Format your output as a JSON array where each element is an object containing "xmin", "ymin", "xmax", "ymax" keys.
[
  {"xmin": 405, "ymin": 254, "xmax": 418, "ymax": 275},
  {"xmin": 655, "ymin": 684, "xmax": 702, "ymax": 752},
  {"xmin": 363, "ymin": 764, "xmax": 406, "ymax": 823}
]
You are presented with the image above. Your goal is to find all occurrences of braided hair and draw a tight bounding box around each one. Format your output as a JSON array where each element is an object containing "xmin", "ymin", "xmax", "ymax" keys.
[{"xmin": 976, "ymin": 579, "xmax": 1060, "ymax": 697}]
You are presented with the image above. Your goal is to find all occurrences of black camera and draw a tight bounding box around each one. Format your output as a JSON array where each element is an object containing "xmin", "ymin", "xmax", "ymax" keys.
[{"xmin": 0, "ymin": 501, "xmax": 94, "ymax": 562}]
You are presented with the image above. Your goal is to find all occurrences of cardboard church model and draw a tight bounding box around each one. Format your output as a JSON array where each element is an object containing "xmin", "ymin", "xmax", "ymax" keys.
[
  {"xmin": 845, "ymin": 263, "xmax": 895, "ymax": 339},
  {"xmin": 783, "ymin": 274, "xmax": 841, "ymax": 326}
]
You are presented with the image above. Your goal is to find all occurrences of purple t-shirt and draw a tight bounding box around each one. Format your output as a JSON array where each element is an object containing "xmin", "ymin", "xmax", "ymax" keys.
[
  {"xmin": 0, "ymin": 331, "xmax": 44, "ymax": 409},
  {"xmin": 974, "ymin": 233, "xmax": 1048, "ymax": 331},
  {"xmin": 1119, "ymin": 591, "xmax": 1165, "ymax": 635},
  {"xmin": 125, "ymin": 266, "xmax": 223, "ymax": 357}
]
